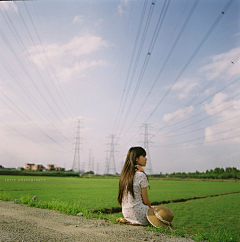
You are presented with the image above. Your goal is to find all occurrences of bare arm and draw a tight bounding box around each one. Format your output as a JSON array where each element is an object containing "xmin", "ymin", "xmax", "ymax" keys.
[{"xmin": 141, "ymin": 187, "xmax": 151, "ymax": 208}]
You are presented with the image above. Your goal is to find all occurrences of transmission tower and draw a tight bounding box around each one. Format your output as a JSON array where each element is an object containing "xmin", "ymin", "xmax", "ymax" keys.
[
  {"xmin": 72, "ymin": 119, "xmax": 82, "ymax": 173},
  {"xmin": 104, "ymin": 157, "xmax": 109, "ymax": 174},
  {"xmin": 92, "ymin": 157, "xmax": 94, "ymax": 173},
  {"xmin": 143, "ymin": 123, "xmax": 153, "ymax": 175},
  {"xmin": 105, "ymin": 135, "xmax": 117, "ymax": 175},
  {"xmin": 88, "ymin": 149, "xmax": 92, "ymax": 172},
  {"xmin": 96, "ymin": 163, "xmax": 99, "ymax": 175},
  {"xmin": 81, "ymin": 162, "xmax": 85, "ymax": 173}
]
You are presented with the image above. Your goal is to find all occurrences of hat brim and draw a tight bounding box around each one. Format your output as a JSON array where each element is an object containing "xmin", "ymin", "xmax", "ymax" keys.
[{"xmin": 146, "ymin": 208, "xmax": 175, "ymax": 231}]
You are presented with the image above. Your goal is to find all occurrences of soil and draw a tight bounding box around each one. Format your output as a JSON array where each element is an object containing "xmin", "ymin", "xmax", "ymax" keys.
[{"xmin": 0, "ymin": 200, "xmax": 194, "ymax": 242}]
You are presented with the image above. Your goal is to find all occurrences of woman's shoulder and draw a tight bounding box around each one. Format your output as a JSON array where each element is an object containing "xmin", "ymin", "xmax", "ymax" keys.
[{"xmin": 135, "ymin": 171, "xmax": 147, "ymax": 179}]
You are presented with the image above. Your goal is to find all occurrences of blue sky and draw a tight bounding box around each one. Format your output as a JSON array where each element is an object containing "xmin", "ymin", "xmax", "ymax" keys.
[{"xmin": 0, "ymin": 0, "xmax": 239, "ymax": 174}]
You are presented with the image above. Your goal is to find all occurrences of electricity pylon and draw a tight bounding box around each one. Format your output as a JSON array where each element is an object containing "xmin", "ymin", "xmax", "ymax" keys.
[
  {"xmin": 104, "ymin": 157, "xmax": 109, "ymax": 174},
  {"xmin": 72, "ymin": 119, "xmax": 82, "ymax": 173},
  {"xmin": 96, "ymin": 163, "xmax": 99, "ymax": 175},
  {"xmin": 92, "ymin": 157, "xmax": 94, "ymax": 173},
  {"xmin": 143, "ymin": 123, "xmax": 153, "ymax": 175},
  {"xmin": 88, "ymin": 149, "xmax": 92, "ymax": 172},
  {"xmin": 105, "ymin": 135, "xmax": 117, "ymax": 175}
]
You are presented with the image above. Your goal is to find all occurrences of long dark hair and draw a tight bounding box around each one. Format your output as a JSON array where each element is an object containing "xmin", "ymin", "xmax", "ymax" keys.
[{"xmin": 117, "ymin": 146, "xmax": 146, "ymax": 205}]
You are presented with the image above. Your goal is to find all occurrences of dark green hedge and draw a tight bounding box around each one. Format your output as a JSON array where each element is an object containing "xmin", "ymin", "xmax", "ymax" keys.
[{"xmin": 0, "ymin": 170, "xmax": 79, "ymax": 177}]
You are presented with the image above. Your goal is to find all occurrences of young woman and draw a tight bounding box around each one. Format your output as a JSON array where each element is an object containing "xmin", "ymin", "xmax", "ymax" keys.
[{"xmin": 117, "ymin": 146, "xmax": 156, "ymax": 225}]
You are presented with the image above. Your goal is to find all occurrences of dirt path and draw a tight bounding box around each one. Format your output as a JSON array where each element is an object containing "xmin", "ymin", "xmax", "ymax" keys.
[{"xmin": 0, "ymin": 200, "xmax": 194, "ymax": 242}]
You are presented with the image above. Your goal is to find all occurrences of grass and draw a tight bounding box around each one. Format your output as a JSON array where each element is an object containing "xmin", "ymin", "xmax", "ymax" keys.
[
  {"xmin": 0, "ymin": 175, "xmax": 240, "ymax": 241},
  {"xmin": 165, "ymin": 193, "xmax": 240, "ymax": 241},
  {"xmin": 147, "ymin": 223, "xmax": 239, "ymax": 242},
  {"xmin": 1, "ymin": 175, "xmax": 240, "ymax": 209}
]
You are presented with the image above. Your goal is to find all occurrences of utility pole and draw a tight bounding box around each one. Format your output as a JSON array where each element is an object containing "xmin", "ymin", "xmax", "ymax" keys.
[
  {"xmin": 72, "ymin": 119, "xmax": 82, "ymax": 173},
  {"xmin": 143, "ymin": 123, "xmax": 153, "ymax": 175}
]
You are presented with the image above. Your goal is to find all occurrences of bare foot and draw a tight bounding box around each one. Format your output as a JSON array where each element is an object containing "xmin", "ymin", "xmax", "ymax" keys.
[{"xmin": 116, "ymin": 217, "xmax": 139, "ymax": 226}]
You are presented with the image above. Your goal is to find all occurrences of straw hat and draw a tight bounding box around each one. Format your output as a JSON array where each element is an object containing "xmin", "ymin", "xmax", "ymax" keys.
[{"xmin": 146, "ymin": 206, "xmax": 175, "ymax": 230}]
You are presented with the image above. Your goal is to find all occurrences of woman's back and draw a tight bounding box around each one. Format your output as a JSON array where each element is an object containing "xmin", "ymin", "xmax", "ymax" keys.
[
  {"xmin": 122, "ymin": 171, "xmax": 149, "ymax": 208},
  {"xmin": 122, "ymin": 171, "xmax": 150, "ymax": 225}
]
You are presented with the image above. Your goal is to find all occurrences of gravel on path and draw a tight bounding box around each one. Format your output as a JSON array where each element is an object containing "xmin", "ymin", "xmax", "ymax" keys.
[{"xmin": 0, "ymin": 200, "xmax": 194, "ymax": 242}]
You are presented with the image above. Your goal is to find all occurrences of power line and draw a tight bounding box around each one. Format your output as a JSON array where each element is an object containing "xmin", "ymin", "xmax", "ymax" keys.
[
  {"xmin": 154, "ymin": 103, "xmax": 236, "ymax": 138},
  {"xmin": 154, "ymin": 92, "xmax": 240, "ymax": 136},
  {"xmin": 0, "ymin": 19, "xmax": 74, "ymax": 137},
  {"xmin": 23, "ymin": 2, "xmax": 76, "ymax": 119},
  {"xmin": 16, "ymin": 5, "xmax": 73, "ymax": 123},
  {"xmin": 119, "ymin": 0, "xmax": 199, "ymax": 138},
  {"xmin": 0, "ymin": 121, "xmax": 71, "ymax": 153},
  {"xmin": 118, "ymin": 0, "xmax": 171, "ymax": 136},
  {"xmin": 0, "ymin": 26, "xmax": 69, "ymax": 126},
  {"xmin": 153, "ymin": 126, "xmax": 240, "ymax": 148},
  {"xmin": 0, "ymin": 90, "xmax": 72, "ymax": 152},
  {"xmin": 0, "ymin": 61, "xmax": 73, "ymax": 143},
  {"xmin": 31, "ymin": 2, "xmax": 76, "ymax": 118},
  {"xmin": 113, "ymin": 0, "xmax": 149, "ymax": 135},
  {"xmin": 151, "ymin": 76, "xmax": 240, "ymax": 138},
  {"xmin": 145, "ymin": 0, "xmax": 234, "ymax": 123},
  {"xmin": 161, "ymin": 115, "xmax": 240, "ymax": 139},
  {"xmin": 119, "ymin": 73, "xmax": 240, "ymax": 148},
  {"xmin": 110, "ymin": 0, "xmax": 136, "ymax": 134}
]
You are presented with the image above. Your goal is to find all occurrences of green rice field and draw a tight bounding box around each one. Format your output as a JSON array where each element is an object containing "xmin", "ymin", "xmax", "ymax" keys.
[{"xmin": 0, "ymin": 175, "xmax": 240, "ymax": 241}]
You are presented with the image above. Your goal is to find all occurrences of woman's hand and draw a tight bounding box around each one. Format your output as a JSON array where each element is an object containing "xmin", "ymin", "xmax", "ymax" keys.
[
  {"xmin": 135, "ymin": 165, "xmax": 145, "ymax": 172},
  {"xmin": 151, "ymin": 206, "xmax": 158, "ymax": 210}
]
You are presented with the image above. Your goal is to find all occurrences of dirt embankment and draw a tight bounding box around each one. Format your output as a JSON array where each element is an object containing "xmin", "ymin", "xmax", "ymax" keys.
[{"xmin": 0, "ymin": 200, "xmax": 194, "ymax": 242}]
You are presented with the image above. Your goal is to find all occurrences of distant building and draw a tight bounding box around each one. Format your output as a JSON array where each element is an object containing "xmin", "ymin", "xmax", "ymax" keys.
[
  {"xmin": 55, "ymin": 167, "xmax": 65, "ymax": 171},
  {"xmin": 47, "ymin": 164, "xmax": 55, "ymax": 171},
  {"xmin": 32, "ymin": 164, "xmax": 45, "ymax": 171},
  {"xmin": 24, "ymin": 163, "xmax": 35, "ymax": 171}
]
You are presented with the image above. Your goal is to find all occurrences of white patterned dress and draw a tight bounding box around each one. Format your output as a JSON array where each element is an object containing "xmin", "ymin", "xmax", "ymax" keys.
[{"xmin": 122, "ymin": 171, "xmax": 150, "ymax": 225}]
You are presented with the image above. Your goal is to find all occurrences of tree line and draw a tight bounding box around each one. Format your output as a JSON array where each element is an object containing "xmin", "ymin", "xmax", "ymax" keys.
[{"xmin": 155, "ymin": 167, "xmax": 240, "ymax": 179}]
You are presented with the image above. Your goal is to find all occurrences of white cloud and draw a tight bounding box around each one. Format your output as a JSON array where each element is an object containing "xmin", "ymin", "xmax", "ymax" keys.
[
  {"xmin": 200, "ymin": 47, "xmax": 240, "ymax": 81},
  {"xmin": 204, "ymin": 92, "xmax": 229, "ymax": 115},
  {"xmin": 202, "ymin": 86, "xmax": 216, "ymax": 96},
  {"xmin": 26, "ymin": 34, "xmax": 110, "ymax": 82},
  {"xmin": 28, "ymin": 34, "xmax": 110, "ymax": 63},
  {"xmin": 118, "ymin": 0, "xmax": 129, "ymax": 15},
  {"xmin": 204, "ymin": 92, "xmax": 240, "ymax": 144},
  {"xmin": 0, "ymin": 2, "xmax": 18, "ymax": 13},
  {"xmin": 56, "ymin": 60, "xmax": 107, "ymax": 82},
  {"xmin": 163, "ymin": 106, "xmax": 194, "ymax": 122},
  {"xmin": 72, "ymin": 15, "xmax": 84, "ymax": 24},
  {"xmin": 171, "ymin": 78, "xmax": 198, "ymax": 100}
]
